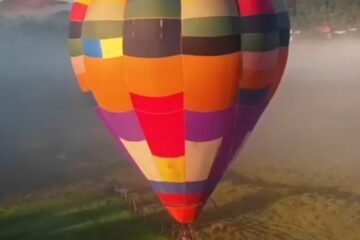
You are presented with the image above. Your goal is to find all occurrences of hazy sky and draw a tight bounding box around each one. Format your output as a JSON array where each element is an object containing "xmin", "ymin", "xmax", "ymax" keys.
[
  {"xmin": 1, "ymin": 0, "xmax": 360, "ymax": 201},
  {"xmin": 0, "ymin": 0, "xmax": 70, "ymax": 18}
]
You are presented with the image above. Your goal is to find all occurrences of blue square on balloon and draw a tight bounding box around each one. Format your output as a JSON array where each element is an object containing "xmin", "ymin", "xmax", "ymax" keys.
[{"xmin": 83, "ymin": 39, "xmax": 102, "ymax": 58}]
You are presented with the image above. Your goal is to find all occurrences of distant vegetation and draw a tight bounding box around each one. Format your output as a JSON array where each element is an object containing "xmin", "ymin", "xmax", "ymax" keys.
[
  {"xmin": 1, "ymin": 1, "xmax": 359, "ymax": 30},
  {"xmin": 289, "ymin": 0, "xmax": 360, "ymax": 28}
]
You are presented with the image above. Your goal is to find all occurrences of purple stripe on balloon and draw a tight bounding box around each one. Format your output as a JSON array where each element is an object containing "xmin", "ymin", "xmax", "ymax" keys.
[
  {"xmin": 95, "ymin": 107, "xmax": 146, "ymax": 178},
  {"xmin": 185, "ymin": 107, "xmax": 236, "ymax": 142},
  {"xmin": 207, "ymin": 102, "xmax": 268, "ymax": 186},
  {"xmin": 151, "ymin": 180, "xmax": 209, "ymax": 194},
  {"xmin": 232, "ymin": 102, "xmax": 268, "ymax": 157},
  {"xmin": 95, "ymin": 108, "xmax": 145, "ymax": 141},
  {"xmin": 231, "ymin": 102, "xmax": 268, "ymax": 159},
  {"xmin": 208, "ymin": 122, "xmax": 236, "ymax": 179},
  {"xmin": 237, "ymin": 102, "xmax": 268, "ymax": 133}
]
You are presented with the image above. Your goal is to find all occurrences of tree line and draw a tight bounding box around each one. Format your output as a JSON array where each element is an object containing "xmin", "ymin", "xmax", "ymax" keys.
[{"xmin": 288, "ymin": 0, "xmax": 360, "ymax": 28}]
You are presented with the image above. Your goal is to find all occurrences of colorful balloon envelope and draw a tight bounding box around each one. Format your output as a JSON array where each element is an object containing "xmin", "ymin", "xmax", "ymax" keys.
[{"xmin": 68, "ymin": 0, "xmax": 290, "ymax": 224}]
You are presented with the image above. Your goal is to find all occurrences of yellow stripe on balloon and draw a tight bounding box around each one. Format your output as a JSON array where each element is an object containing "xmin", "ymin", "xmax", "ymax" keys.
[
  {"xmin": 85, "ymin": 1, "xmax": 127, "ymax": 21},
  {"xmin": 154, "ymin": 156, "xmax": 186, "ymax": 183},
  {"xmin": 181, "ymin": 0, "xmax": 239, "ymax": 19},
  {"xmin": 101, "ymin": 38, "xmax": 124, "ymax": 59}
]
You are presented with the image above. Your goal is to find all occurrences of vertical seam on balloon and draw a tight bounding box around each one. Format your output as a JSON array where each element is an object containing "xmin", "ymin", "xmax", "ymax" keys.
[
  {"xmin": 196, "ymin": 0, "xmax": 243, "ymax": 204},
  {"xmin": 122, "ymin": 1, "xmax": 161, "ymax": 182},
  {"xmin": 126, "ymin": 1, "xmax": 165, "ymax": 185},
  {"xmin": 180, "ymin": 0, "xmax": 187, "ymax": 196},
  {"xmin": 206, "ymin": 1, "xmax": 242, "ymax": 186},
  {"xmin": 225, "ymin": 0, "xmax": 243, "ymax": 178}
]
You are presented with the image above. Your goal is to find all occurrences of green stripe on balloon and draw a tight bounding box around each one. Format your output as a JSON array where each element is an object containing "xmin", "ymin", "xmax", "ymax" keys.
[
  {"xmin": 242, "ymin": 32, "xmax": 279, "ymax": 52},
  {"xmin": 182, "ymin": 17, "xmax": 240, "ymax": 37},
  {"xmin": 83, "ymin": 20, "xmax": 124, "ymax": 39},
  {"xmin": 69, "ymin": 39, "xmax": 83, "ymax": 57},
  {"xmin": 125, "ymin": 0, "xmax": 181, "ymax": 19}
]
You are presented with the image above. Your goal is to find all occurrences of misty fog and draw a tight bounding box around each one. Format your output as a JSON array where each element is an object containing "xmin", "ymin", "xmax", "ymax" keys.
[
  {"xmin": 237, "ymin": 37, "xmax": 360, "ymax": 193},
  {"xmin": 0, "ymin": 21, "xmax": 122, "ymax": 197},
  {"xmin": 1, "ymin": 18, "xmax": 360, "ymax": 198}
]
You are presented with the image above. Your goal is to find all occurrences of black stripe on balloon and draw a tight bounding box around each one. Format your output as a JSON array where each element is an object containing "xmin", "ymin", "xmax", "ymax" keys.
[
  {"xmin": 238, "ymin": 87, "xmax": 269, "ymax": 106},
  {"xmin": 182, "ymin": 35, "xmax": 241, "ymax": 56},
  {"xmin": 241, "ymin": 14, "xmax": 278, "ymax": 33},
  {"xmin": 69, "ymin": 21, "xmax": 82, "ymax": 39},
  {"xmin": 124, "ymin": 19, "xmax": 181, "ymax": 58},
  {"xmin": 277, "ymin": 12, "xmax": 291, "ymax": 30},
  {"xmin": 279, "ymin": 29, "xmax": 290, "ymax": 47}
]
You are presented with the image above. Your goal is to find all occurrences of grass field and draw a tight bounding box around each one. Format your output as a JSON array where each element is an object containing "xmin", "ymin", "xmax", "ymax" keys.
[
  {"xmin": 0, "ymin": 196, "xmax": 168, "ymax": 240},
  {"xmin": 3, "ymin": 164, "xmax": 360, "ymax": 240}
]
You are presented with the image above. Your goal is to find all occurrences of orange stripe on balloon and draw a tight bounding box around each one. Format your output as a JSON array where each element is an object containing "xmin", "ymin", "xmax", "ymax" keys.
[
  {"xmin": 71, "ymin": 56, "xmax": 91, "ymax": 92},
  {"xmin": 83, "ymin": 56, "xmax": 133, "ymax": 111},
  {"xmin": 76, "ymin": 73, "xmax": 91, "ymax": 92},
  {"xmin": 240, "ymin": 68, "xmax": 277, "ymax": 89},
  {"xmin": 183, "ymin": 53, "xmax": 241, "ymax": 112},
  {"xmin": 124, "ymin": 56, "xmax": 183, "ymax": 97}
]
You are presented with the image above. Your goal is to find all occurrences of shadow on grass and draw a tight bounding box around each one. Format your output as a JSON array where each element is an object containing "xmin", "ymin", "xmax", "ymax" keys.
[
  {"xmin": 0, "ymin": 197, "xmax": 168, "ymax": 240},
  {"xmin": 2, "ymin": 169, "xmax": 358, "ymax": 240}
]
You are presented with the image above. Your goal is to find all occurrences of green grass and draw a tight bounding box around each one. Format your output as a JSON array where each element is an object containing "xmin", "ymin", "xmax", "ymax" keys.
[{"xmin": 0, "ymin": 197, "xmax": 168, "ymax": 240}]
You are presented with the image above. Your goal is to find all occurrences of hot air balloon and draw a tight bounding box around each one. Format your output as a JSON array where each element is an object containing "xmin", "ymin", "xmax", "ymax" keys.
[{"xmin": 68, "ymin": 0, "xmax": 290, "ymax": 238}]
